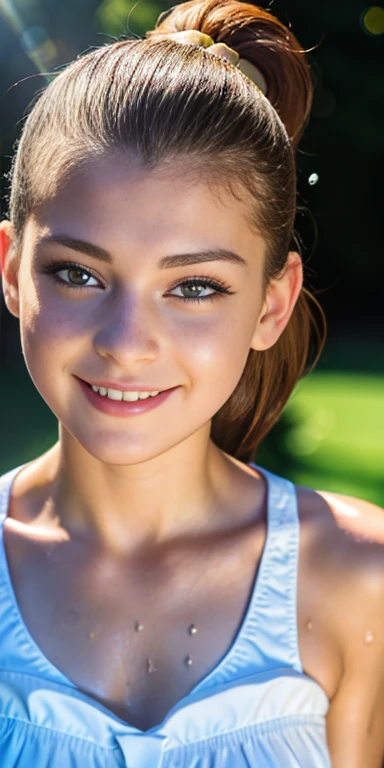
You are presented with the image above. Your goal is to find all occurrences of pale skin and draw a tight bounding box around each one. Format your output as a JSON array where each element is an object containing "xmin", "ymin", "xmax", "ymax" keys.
[{"xmin": 1, "ymin": 156, "xmax": 384, "ymax": 765}]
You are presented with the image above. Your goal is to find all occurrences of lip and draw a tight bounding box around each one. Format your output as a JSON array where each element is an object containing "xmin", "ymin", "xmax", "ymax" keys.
[
  {"xmin": 76, "ymin": 377, "xmax": 168, "ymax": 392},
  {"xmin": 76, "ymin": 377, "xmax": 179, "ymax": 417}
]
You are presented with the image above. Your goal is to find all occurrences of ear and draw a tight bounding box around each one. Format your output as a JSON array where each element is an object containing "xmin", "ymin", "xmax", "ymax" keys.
[
  {"xmin": 0, "ymin": 220, "xmax": 21, "ymax": 319},
  {"xmin": 250, "ymin": 251, "xmax": 303, "ymax": 351}
]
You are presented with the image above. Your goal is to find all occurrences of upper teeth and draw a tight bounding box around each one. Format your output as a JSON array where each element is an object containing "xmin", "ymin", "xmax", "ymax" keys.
[{"xmin": 91, "ymin": 386, "xmax": 161, "ymax": 401}]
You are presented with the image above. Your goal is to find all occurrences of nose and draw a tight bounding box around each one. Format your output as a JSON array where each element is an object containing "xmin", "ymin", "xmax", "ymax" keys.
[{"xmin": 93, "ymin": 289, "xmax": 160, "ymax": 365}]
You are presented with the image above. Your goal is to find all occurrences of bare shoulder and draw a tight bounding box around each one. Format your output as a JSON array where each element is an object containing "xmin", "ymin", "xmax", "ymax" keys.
[
  {"xmin": 296, "ymin": 482, "xmax": 384, "ymax": 677},
  {"xmin": 296, "ymin": 485, "xmax": 384, "ymax": 765},
  {"xmin": 296, "ymin": 483, "xmax": 384, "ymax": 617},
  {"xmin": 314, "ymin": 486, "xmax": 384, "ymax": 545},
  {"xmin": 296, "ymin": 482, "xmax": 384, "ymax": 575}
]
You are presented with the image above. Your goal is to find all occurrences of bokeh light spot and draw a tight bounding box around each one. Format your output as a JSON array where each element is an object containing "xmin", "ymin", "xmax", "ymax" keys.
[
  {"xmin": 308, "ymin": 173, "xmax": 319, "ymax": 186},
  {"xmin": 20, "ymin": 25, "xmax": 48, "ymax": 53},
  {"xmin": 19, "ymin": 25, "xmax": 57, "ymax": 70},
  {"xmin": 361, "ymin": 6, "xmax": 384, "ymax": 35},
  {"xmin": 286, "ymin": 407, "xmax": 335, "ymax": 457}
]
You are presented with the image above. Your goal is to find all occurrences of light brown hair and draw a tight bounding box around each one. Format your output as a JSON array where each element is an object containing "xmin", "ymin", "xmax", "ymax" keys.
[{"xmin": 7, "ymin": 0, "xmax": 326, "ymax": 462}]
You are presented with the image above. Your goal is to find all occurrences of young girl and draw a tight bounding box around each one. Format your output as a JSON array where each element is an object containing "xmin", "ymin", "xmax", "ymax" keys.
[{"xmin": 0, "ymin": 0, "xmax": 383, "ymax": 765}]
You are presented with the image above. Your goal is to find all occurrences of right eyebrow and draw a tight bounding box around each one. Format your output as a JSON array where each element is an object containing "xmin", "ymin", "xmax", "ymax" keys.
[{"xmin": 35, "ymin": 234, "xmax": 248, "ymax": 269}]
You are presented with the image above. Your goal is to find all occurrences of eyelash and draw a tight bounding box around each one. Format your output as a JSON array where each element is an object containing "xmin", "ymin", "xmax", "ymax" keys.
[{"xmin": 40, "ymin": 260, "xmax": 234, "ymax": 304}]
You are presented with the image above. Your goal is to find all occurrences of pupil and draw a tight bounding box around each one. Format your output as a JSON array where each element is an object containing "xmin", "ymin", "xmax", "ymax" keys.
[
  {"xmin": 70, "ymin": 268, "xmax": 87, "ymax": 285},
  {"xmin": 184, "ymin": 283, "xmax": 200, "ymax": 298}
]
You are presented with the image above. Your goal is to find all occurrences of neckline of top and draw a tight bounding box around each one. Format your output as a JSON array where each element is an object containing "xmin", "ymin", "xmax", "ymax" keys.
[{"xmin": 0, "ymin": 459, "xmax": 299, "ymax": 734}]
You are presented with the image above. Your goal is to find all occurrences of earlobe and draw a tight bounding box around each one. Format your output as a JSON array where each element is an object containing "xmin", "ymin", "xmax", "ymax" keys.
[
  {"xmin": 0, "ymin": 220, "xmax": 21, "ymax": 319},
  {"xmin": 250, "ymin": 252, "xmax": 303, "ymax": 352}
]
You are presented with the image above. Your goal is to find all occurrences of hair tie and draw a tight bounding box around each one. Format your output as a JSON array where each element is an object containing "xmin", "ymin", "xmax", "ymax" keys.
[{"xmin": 165, "ymin": 30, "xmax": 268, "ymax": 95}]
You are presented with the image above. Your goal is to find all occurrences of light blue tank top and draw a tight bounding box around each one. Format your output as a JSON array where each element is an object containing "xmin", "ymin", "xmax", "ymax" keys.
[{"xmin": 0, "ymin": 461, "xmax": 331, "ymax": 767}]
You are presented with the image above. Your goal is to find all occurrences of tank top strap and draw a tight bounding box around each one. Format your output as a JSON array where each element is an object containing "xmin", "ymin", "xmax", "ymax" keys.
[
  {"xmin": 244, "ymin": 462, "xmax": 303, "ymax": 674},
  {"xmin": 0, "ymin": 465, "xmax": 26, "ymax": 527},
  {"xmin": 191, "ymin": 462, "xmax": 303, "ymax": 695}
]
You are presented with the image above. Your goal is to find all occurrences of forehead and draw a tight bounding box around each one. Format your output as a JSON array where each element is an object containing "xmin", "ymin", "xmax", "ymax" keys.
[{"xmin": 25, "ymin": 155, "xmax": 264, "ymax": 262}]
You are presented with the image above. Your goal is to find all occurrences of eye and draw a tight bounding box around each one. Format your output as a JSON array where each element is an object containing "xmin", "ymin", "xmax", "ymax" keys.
[
  {"xmin": 40, "ymin": 261, "xmax": 234, "ymax": 303},
  {"xmin": 168, "ymin": 278, "xmax": 232, "ymax": 303},
  {"xmin": 41, "ymin": 261, "xmax": 101, "ymax": 290}
]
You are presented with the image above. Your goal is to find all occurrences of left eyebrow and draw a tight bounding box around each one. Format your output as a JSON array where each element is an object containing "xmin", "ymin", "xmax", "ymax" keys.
[{"xmin": 35, "ymin": 235, "xmax": 248, "ymax": 269}]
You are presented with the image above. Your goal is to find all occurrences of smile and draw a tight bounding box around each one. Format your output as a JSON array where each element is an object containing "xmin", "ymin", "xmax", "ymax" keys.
[
  {"xmin": 91, "ymin": 386, "xmax": 162, "ymax": 401},
  {"xmin": 76, "ymin": 378, "xmax": 178, "ymax": 417}
]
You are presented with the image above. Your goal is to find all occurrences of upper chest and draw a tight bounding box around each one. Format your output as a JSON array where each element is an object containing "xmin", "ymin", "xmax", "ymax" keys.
[
  {"xmin": 2, "ymin": 479, "xmax": 344, "ymax": 732},
  {"xmin": 4, "ymin": 508, "xmax": 270, "ymax": 729}
]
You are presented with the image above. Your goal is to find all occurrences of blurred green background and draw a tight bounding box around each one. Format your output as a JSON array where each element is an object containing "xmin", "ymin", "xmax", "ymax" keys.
[{"xmin": 0, "ymin": 0, "xmax": 383, "ymax": 505}]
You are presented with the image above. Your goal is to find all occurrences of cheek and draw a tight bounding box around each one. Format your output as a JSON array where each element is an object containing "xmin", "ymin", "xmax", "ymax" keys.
[
  {"xmin": 175, "ymin": 311, "xmax": 252, "ymax": 399},
  {"xmin": 18, "ymin": 283, "xmax": 78, "ymax": 397},
  {"xmin": 19, "ymin": 278, "xmax": 87, "ymax": 352},
  {"xmin": 20, "ymin": 304, "xmax": 71, "ymax": 364}
]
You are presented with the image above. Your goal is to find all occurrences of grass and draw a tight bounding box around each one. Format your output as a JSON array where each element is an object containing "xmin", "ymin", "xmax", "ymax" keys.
[{"xmin": 278, "ymin": 373, "xmax": 384, "ymax": 506}]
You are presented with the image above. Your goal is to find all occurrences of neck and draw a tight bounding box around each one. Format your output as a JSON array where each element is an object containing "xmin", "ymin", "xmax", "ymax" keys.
[{"xmin": 32, "ymin": 429, "xmax": 236, "ymax": 552}]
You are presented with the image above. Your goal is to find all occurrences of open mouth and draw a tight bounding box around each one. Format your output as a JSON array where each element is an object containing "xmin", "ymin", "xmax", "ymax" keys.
[
  {"xmin": 76, "ymin": 377, "xmax": 177, "ymax": 414},
  {"xmin": 83, "ymin": 381, "xmax": 165, "ymax": 402}
]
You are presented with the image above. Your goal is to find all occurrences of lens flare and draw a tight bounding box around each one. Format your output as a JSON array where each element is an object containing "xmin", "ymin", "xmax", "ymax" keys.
[
  {"xmin": 0, "ymin": 1, "xmax": 56, "ymax": 74},
  {"xmin": 0, "ymin": 0, "xmax": 23, "ymax": 35}
]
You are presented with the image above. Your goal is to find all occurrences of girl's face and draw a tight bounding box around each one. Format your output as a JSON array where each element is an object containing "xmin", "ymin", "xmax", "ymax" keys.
[{"xmin": 1, "ymin": 156, "xmax": 301, "ymax": 466}]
